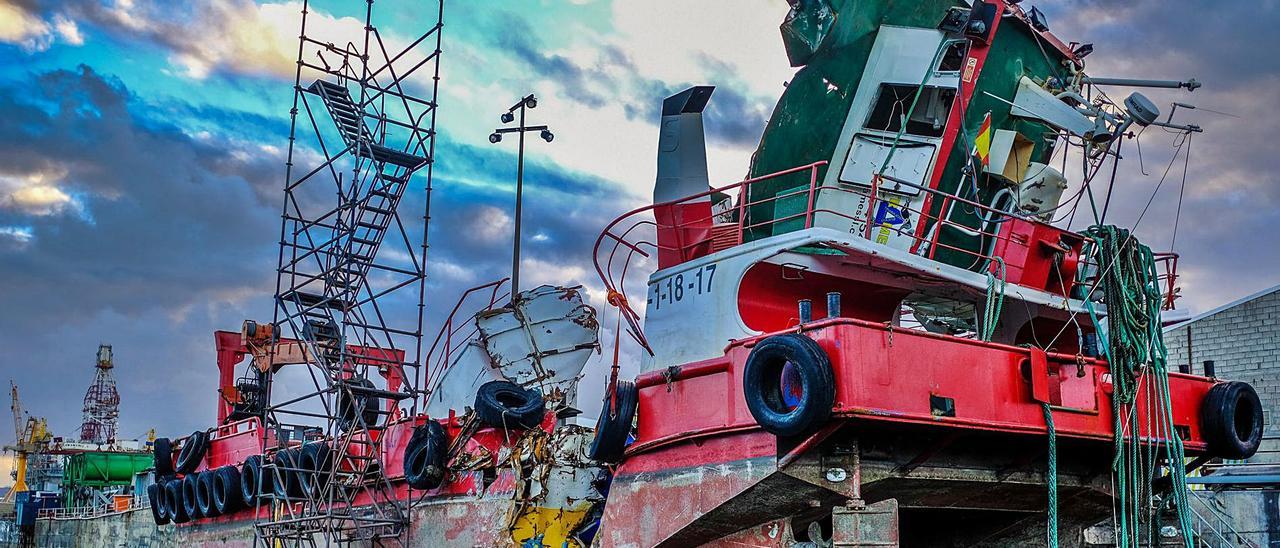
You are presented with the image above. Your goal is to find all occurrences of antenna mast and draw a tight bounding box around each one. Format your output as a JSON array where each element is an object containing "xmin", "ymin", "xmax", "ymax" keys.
[{"xmin": 78, "ymin": 344, "xmax": 120, "ymax": 444}]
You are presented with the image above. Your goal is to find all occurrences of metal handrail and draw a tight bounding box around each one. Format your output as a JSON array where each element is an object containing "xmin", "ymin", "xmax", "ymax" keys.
[
  {"xmin": 422, "ymin": 279, "xmax": 509, "ymax": 396},
  {"xmin": 37, "ymin": 497, "xmax": 149, "ymax": 520},
  {"xmin": 591, "ymin": 162, "xmax": 830, "ymax": 354},
  {"xmin": 591, "ymin": 162, "xmax": 1185, "ymax": 356},
  {"xmin": 1187, "ymin": 490, "xmax": 1258, "ymax": 548}
]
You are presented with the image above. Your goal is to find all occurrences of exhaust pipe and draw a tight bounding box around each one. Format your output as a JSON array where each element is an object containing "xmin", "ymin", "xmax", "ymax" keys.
[{"xmin": 654, "ymin": 86, "xmax": 716, "ymax": 269}]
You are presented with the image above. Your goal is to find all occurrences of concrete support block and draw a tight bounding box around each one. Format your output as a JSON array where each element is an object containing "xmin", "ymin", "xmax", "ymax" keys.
[{"xmin": 833, "ymin": 498, "xmax": 898, "ymax": 547}]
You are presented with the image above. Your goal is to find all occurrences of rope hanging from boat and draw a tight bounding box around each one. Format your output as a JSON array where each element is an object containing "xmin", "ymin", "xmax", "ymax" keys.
[
  {"xmin": 1042, "ymin": 402, "xmax": 1058, "ymax": 548},
  {"xmin": 1081, "ymin": 225, "xmax": 1194, "ymax": 548},
  {"xmin": 980, "ymin": 256, "xmax": 1006, "ymax": 341}
]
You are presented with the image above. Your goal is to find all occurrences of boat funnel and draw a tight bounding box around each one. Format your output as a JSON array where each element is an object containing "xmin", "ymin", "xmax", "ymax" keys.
[{"xmin": 654, "ymin": 86, "xmax": 716, "ymax": 268}]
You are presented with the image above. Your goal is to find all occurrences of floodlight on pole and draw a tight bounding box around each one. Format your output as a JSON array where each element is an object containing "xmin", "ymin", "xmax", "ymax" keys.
[{"xmin": 490, "ymin": 93, "xmax": 553, "ymax": 298}]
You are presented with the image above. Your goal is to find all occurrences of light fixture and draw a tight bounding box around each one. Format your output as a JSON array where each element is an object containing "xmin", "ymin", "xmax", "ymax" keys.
[
  {"xmin": 489, "ymin": 133, "xmax": 502, "ymax": 143},
  {"xmin": 524, "ymin": 96, "xmax": 537, "ymax": 109},
  {"xmin": 540, "ymin": 129, "xmax": 554, "ymax": 143},
  {"xmin": 1028, "ymin": 6, "xmax": 1049, "ymax": 32},
  {"xmin": 501, "ymin": 112, "xmax": 514, "ymax": 123}
]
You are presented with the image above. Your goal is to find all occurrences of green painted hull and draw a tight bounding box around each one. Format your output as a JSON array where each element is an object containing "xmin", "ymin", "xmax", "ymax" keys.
[{"xmin": 748, "ymin": 0, "xmax": 1066, "ymax": 272}]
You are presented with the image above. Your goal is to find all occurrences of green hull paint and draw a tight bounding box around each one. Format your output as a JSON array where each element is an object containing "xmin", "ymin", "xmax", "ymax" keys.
[
  {"xmin": 930, "ymin": 19, "xmax": 1064, "ymax": 269},
  {"xmin": 63, "ymin": 451, "xmax": 150, "ymax": 488},
  {"xmin": 747, "ymin": 0, "xmax": 962, "ymax": 241},
  {"xmin": 747, "ymin": 1, "xmax": 1068, "ymax": 273}
]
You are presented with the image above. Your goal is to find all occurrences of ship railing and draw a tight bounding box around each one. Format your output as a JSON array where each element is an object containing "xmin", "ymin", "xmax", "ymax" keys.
[
  {"xmin": 37, "ymin": 497, "xmax": 149, "ymax": 520},
  {"xmin": 1153, "ymin": 252, "xmax": 1181, "ymax": 311},
  {"xmin": 1187, "ymin": 488, "xmax": 1260, "ymax": 548},
  {"xmin": 594, "ymin": 164, "xmax": 1185, "ymax": 350},
  {"xmin": 593, "ymin": 163, "xmax": 1054, "ymax": 349},
  {"xmin": 421, "ymin": 278, "xmax": 510, "ymax": 400},
  {"xmin": 593, "ymin": 162, "xmax": 837, "ymax": 353}
]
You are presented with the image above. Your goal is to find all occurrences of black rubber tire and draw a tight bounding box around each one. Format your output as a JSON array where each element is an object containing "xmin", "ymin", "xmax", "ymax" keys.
[
  {"xmin": 297, "ymin": 442, "xmax": 334, "ymax": 497},
  {"xmin": 474, "ymin": 380, "xmax": 546, "ymax": 430},
  {"xmin": 272, "ymin": 448, "xmax": 304, "ymax": 499},
  {"xmin": 153, "ymin": 479, "xmax": 171, "ymax": 521},
  {"xmin": 588, "ymin": 380, "xmax": 638, "ymax": 463},
  {"xmin": 165, "ymin": 479, "xmax": 189, "ymax": 524},
  {"xmin": 1201, "ymin": 381, "xmax": 1264, "ymax": 459},
  {"xmin": 239, "ymin": 455, "xmax": 266, "ymax": 505},
  {"xmin": 175, "ymin": 431, "xmax": 209, "ymax": 475},
  {"xmin": 337, "ymin": 377, "xmax": 382, "ymax": 432},
  {"xmin": 196, "ymin": 470, "xmax": 219, "ymax": 517},
  {"xmin": 404, "ymin": 420, "xmax": 448, "ymax": 490},
  {"xmin": 181, "ymin": 473, "xmax": 202, "ymax": 519},
  {"xmin": 148, "ymin": 482, "xmax": 170, "ymax": 525},
  {"xmin": 742, "ymin": 334, "xmax": 836, "ymax": 438},
  {"xmin": 211, "ymin": 465, "xmax": 243, "ymax": 515},
  {"xmin": 153, "ymin": 437, "xmax": 175, "ymax": 478}
]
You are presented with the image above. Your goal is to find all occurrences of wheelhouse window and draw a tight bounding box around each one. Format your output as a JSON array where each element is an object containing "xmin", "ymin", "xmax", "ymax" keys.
[
  {"xmin": 938, "ymin": 41, "xmax": 969, "ymax": 72},
  {"xmin": 863, "ymin": 84, "xmax": 957, "ymax": 138}
]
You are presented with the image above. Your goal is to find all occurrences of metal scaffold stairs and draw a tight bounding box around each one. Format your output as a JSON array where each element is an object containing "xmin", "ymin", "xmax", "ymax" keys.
[{"xmin": 257, "ymin": 0, "xmax": 444, "ymax": 545}]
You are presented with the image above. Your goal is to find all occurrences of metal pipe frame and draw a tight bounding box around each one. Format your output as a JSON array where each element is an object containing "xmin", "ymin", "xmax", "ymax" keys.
[{"xmin": 254, "ymin": 0, "xmax": 445, "ymax": 545}]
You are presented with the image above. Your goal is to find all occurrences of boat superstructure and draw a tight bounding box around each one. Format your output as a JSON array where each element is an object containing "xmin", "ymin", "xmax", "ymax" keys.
[
  {"xmin": 586, "ymin": 0, "xmax": 1262, "ymax": 546},
  {"xmin": 23, "ymin": 1, "xmax": 1266, "ymax": 547}
]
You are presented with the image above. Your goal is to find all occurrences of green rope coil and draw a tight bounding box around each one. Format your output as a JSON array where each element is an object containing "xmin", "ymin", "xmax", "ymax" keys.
[{"xmin": 1081, "ymin": 225, "xmax": 1193, "ymax": 548}]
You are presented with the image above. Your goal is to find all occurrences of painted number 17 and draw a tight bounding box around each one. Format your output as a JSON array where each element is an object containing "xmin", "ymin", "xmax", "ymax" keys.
[{"xmin": 652, "ymin": 264, "xmax": 717, "ymax": 310}]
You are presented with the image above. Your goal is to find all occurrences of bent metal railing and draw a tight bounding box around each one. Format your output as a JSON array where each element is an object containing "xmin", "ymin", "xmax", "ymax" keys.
[
  {"xmin": 592, "ymin": 162, "xmax": 828, "ymax": 357},
  {"xmin": 592, "ymin": 162, "xmax": 1182, "ymax": 366},
  {"xmin": 421, "ymin": 278, "xmax": 509, "ymax": 401}
]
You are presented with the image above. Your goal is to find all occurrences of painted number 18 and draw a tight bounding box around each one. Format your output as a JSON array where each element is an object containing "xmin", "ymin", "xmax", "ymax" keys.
[{"xmin": 651, "ymin": 264, "xmax": 717, "ymax": 309}]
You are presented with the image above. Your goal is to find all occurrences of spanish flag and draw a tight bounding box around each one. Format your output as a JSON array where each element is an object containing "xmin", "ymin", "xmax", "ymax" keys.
[{"xmin": 973, "ymin": 112, "xmax": 992, "ymax": 168}]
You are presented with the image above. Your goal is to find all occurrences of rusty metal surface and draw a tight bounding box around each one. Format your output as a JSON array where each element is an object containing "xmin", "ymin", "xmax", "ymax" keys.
[
  {"xmin": 833, "ymin": 499, "xmax": 898, "ymax": 547},
  {"xmin": 428, "ymin": 285, "xmax": 601, "ymax": 418}
]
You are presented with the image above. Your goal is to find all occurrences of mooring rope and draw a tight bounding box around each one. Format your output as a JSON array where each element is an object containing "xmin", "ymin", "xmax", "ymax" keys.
[
  {"xmin": 1081, "ymin": 225, "xmax": 1193, "ymax": 547},
  {"xmin": 981, "ymin": 256, "xmax": 1006, "ymax": 341},
  {"xmin": 1043, "ymin": 402, "xmax": 1059, "ymax": 547}
]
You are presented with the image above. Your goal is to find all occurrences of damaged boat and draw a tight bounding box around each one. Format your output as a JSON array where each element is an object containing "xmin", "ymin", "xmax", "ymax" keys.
[{"xmin": 29, "ymin": 0, "xmax": 1264, "ymax": 547}]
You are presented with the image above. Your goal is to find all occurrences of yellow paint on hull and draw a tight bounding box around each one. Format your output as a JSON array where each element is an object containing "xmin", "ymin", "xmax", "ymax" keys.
[{"xmin": 510, "ymin": 505, "xmax": 593, "ymax": 547}]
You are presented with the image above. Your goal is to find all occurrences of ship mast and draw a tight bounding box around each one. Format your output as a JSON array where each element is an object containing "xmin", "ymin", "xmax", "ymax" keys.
[{"xmin": 78, "ymin": 344, "xmax": 119, "ymax": 445}]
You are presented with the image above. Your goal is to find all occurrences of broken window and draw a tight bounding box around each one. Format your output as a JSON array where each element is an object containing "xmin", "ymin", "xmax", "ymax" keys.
[
  {"xmin": 938, "ymin": 41, "xmax": 969, "ymax": 72},
  {"xmin": 863, "ymin": 84, "xmax": 957, "ymax": 138}
]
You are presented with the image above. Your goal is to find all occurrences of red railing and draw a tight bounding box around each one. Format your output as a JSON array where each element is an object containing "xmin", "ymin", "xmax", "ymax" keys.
[
  {"xmin": 591, "ymin": 163, "xmax": 1184, "ymax": 377},
  {"xmin": 422, "ymin": 278, "xmax": 509, "ymax": 398},
  {"xmin": 1153, "ymin": 253, "xmax": 1181, "ymax": 311},
  {"xmin": 592, "ymin": 163, "xmax": 1045, "ymax": 327},
  {"xmin": 593, "ymin": 163, "xmax": 831, "ymax": 353}
]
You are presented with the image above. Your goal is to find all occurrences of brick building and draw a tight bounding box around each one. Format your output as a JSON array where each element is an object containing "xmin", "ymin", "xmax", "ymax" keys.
[
  {"xmin": 1163, "ymin": 284, "xmax": 1280, "ymax": 546},
  {"xmin": 1164, "ymin": 283, "xmax": 1280, "ymax": 459}
]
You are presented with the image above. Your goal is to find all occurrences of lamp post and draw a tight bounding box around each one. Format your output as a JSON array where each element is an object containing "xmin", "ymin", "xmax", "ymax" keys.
[{"xmin": 489, "ymin": 94, "xmax": 554, "ymax": 298}]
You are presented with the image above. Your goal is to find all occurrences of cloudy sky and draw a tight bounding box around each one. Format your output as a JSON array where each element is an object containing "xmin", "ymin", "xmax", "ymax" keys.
[{"xmin": 0, "ymin": 0, "xmax": 1275, "ymax": 477}]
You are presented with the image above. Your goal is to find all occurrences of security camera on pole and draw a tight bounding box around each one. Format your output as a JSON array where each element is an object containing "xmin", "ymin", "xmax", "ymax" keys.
[{"xmin": 490, "ymin": 94, "xmax": 554, "ymax": 297}]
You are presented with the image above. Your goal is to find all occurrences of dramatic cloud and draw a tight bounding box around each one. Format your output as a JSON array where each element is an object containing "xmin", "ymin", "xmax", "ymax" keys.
[
  {"xmin": 1038, "ymin": 0, "xmax": 1280, "ymax": 308},
  {"xmin": 0, "ymin": 0, "xmax": 1274, "ymax": 457},
  {"xmin": 0, "ymin": 1, "xmax": 80, "ymax": 52},
  {"xmin": 0, "ymin": 65, "xmax": 283, "ymax": 437}
]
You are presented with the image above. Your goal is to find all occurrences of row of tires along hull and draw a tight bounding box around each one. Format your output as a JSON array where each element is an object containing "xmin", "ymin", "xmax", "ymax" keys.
[
  {"xmin": 145, "ymin": 334, "xmax": 1264, "ymax": 526},
  {"xmin": 146, "ymin": 380, "xmax": 640, "ymax": 526}
]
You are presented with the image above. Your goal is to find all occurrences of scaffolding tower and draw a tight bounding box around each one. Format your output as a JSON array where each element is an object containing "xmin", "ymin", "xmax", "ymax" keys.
[
  {"xmin": 79, "ymin": 345, "xmax": 120, "ymax": 445},
  {"xmin": 256, "ymin": 0, "xmax": 443, "ymax": 544}
]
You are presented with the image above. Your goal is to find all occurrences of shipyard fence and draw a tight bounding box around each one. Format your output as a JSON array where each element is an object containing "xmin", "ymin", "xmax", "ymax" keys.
[{"xmin": 36, "ymin": 497, "xmax": 149, "ymax": 521}]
